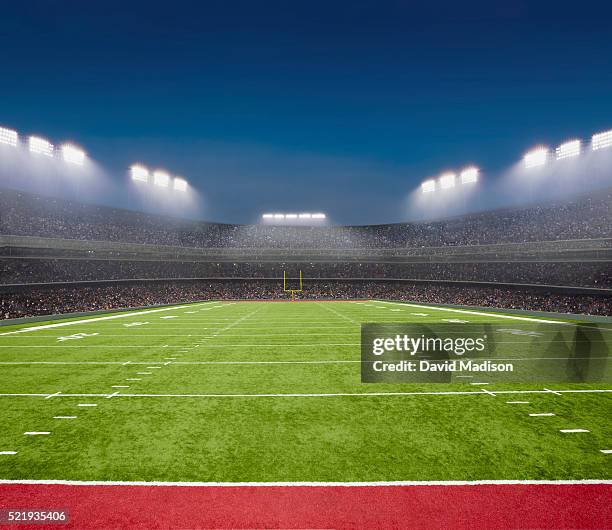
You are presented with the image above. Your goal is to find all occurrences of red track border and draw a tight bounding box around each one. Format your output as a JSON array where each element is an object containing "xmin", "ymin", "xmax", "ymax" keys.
[{"xmin": 1, "ymin": 483, "xmax": 610, "ymax": 529}]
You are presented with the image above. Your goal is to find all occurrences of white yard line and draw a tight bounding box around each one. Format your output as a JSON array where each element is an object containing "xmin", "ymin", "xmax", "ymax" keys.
[
  {"xmin": 560, "ymin": 429, "xmax": 590, "ymax": 433},
  {"xmin": 0, "ymin": 360, "xmax": 362, "ymax": 365},
  {"xmin": 0, "ymin": 478, "xmax": 609, "ymax": 487},
  {"xmin": 529, "ymin": 413, "xmax": 555, "ymax": 417},
  {"xmin": 53, "ymin": 416, "xmax": 77, "ymax": 419},
  {"xmin": 0, "ymin": 451, "xmax": 17, "ymax": 455},
  {"xmin": 600, "ymin": 450, "xmax": 612, "ymax": 454},
  {"xmin": 316, "ymin": 302, "xmax": 359, "ymax": 324},
  {"xmin": 24, "ymin": 432, "xmax": 50, "ymax": 435}
]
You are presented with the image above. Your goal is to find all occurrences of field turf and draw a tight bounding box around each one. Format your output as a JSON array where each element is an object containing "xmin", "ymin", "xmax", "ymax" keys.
[{"xmin": 0, "ymin": 300, "xmax": 610, "ymax": 483}]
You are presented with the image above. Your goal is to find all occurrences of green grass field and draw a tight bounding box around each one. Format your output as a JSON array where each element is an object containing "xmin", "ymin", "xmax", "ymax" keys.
[{"xmin": 0, "ymin": 300, "xmax": 610, "ymax": 483}]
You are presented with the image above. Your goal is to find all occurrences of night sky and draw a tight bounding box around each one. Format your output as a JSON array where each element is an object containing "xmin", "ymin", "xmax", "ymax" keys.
[{"xmin": 1, "ymin": 0, "xmax": 611, "ymax": 224}]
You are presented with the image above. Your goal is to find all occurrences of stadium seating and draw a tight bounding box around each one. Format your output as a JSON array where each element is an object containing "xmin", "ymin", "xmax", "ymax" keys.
[{"xmin": 0, "ymin": 187, "xmax": 610, "ymax": 318}]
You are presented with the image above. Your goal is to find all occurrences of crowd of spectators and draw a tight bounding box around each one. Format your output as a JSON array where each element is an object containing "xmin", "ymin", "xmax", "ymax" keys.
[
  {"xmin": 2, "ymin": 187, "xmax": 611, "ymax": 249},
  {"xmin": 1, "ymin": 258, "xmax": 610, "ymax": 288},
  {"xmin": 1, "ymin": 187, "xmax": 609, "ymax": 319},
  {"xmin": 1, "ymin": 280, "xmax": 609, "ymax": 320}
]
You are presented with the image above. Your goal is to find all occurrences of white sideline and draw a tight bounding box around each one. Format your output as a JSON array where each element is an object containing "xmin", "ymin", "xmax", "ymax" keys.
[
  {"xmin": 0, "ymin": 389, "xmax": 609, "ymax": 399},
  {"xmin": 377, "ymin": 300, "xmax": 569, "ymax": 324},
  {"xmin": 0, "ymin": 305, "xmax": 201, "ymax": 336},
  {"xmin": 0, "ymin": 478, "xmax": 609, "ymax": 487}
]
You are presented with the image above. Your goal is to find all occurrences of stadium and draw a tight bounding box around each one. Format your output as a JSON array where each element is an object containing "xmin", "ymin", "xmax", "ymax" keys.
[{"xmin": 1, "ymin": 2, "xmax": 611, "ymax": 529}]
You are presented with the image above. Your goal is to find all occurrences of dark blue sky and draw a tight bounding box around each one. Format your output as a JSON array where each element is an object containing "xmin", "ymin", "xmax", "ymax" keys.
[{"xmin": 1, "ymin": 0, "xmax": 611, "ymax": 224}]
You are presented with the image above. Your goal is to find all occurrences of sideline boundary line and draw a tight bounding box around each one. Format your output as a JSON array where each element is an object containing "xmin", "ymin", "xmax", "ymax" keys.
[
  {"xmin": 378, "ymin": 300, "xmax": 571, "ymax": 324},
  {"xmin": 0, "ymin": 304, "xmax": 219, "ymax": 336},
  {"xmin": 0, "ymin": 389, "xmax": 609, "ymax": 399},
  {"xmin": 0, "ymin": 479, "xmax": 610, "ymax": 487}
]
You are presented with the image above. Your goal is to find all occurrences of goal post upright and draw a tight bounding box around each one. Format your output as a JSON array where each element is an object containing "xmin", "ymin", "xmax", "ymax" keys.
[{"xmin": 283, "ymin": 270, "xmax": 303, "ymax": 301}]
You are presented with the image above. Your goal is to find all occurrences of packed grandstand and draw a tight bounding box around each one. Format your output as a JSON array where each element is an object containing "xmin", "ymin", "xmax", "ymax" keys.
[{"xmin": 1, "ymin": 186, "xmax": 611, "ymax": 318}]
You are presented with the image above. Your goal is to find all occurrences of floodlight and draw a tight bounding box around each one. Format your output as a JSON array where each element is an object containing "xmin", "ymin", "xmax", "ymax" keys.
[
  {"xmin": 439, "ymin": 172, "xmax": 456, "ymax": 189},
  {"xmin": 61, "ymin": 143, "xmax": 86, "ymax": 165},
  {"xmin": 460, "ymin": 167, "xmax": 479, "ymax": 184},
  {"xmin": 524, "ymin": 146, "xmax": 548, "ymax": 168},
  {"xmin": 0, "ymin": 127, "xmax": 18, "ymax": 147},
  {"xmin": 262, "ymin": 214, "xmax": 274, "ymax": 219},
  {"xmin": 28, "ymin": 136, "xmax": 54, "ymax": 157},
  {"xmin": 592, "ymin": 129, "xmax": 612, "ymax": 151},
  {"xmin": 273, "ymin": 213, "xmax": 285, "ymax": 219},
  {"xmin": 153, "ymin": 170, "xmax": 170, "ymax": 188},
  {"xmin": 285, "ymin": 214, "xmax": 298, "ymax": 219},
  {"xmin": 173, "ymin": 177, "xmax": 187, "ymax": 191},
  {"xmin": 555, "ymin": 140, "xmax": 581, "ymax": 160},
  {"xmin": 130, "ymin": 164, "xmax": 149, "ymax": 182},
  {"xmin": 421, "ymin": 179, "xmax": 436, "ymax": 193},
  {"xmin": 311, "ymin": 213, "xmax": 326, "ymax": 219},
  {"xmin": 298, "ymin": 213, "xmax": 312, "ymax": 219}
]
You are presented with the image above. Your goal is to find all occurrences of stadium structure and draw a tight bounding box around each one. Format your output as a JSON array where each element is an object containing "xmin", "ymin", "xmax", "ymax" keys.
[{"xmin": 0, "ymin": 179, "xmax": 610, "ymax": 528}]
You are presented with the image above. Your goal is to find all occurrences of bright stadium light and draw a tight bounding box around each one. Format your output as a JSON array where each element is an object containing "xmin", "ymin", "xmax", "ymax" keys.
[
  {"xmin": 274, "ymin": 213, "xmax": 285, "ymax": 219},
  {"xmin": 439, "ymin": 172, "xmax": 456, "ymax": 189},
  {"xmin": 524, "ymin": 146, "xmax": 548, "ymax": 168},
  {"xmin": 61, "ymin": 143, "xmax": 86, "ymax": 165},
  {"xmin": 28, "ymin": 136, "xmax": 54, "ymax": 157},
  {"xmin": 311, "ymin": 213, "xmax": 326, "ymax": 219},
  {"xmin": 285, "ymin": 213, "xmax": 298, "ymax": 219},
  {"xmin": 592, "ymin": 129, "xmax": 612, "ymax": 151},
  {"xmin": 173, "ymin": 177, "xmax": 187, "ymax": 191},
  {"xmin": 460, "ymin": 167, "xmax": 479, "ymax": 184},
  {"xmin": 153, "ymin": 170, "xmax": 170, "ymax": 188},
  {"xmin": 130, "ymin": 164, "xmax": 149, "ymax": 182},
  {"xmin": 0, "ymin": 126, "xmax": 18, "ymax": 147},
  {"xmin": 262, "ymin": 213, "xmax": 274, "ymax": 219},
  {"xmin": 298, "ymin": 213, "xmax": 312, "ymax": 219},
  {"xmin": 421, "ymin": 179, "xmax": 436, "ymax": 193},
  {"xmin": 555, "ymin": 140, "xmax": 581, "ymax": 160}
]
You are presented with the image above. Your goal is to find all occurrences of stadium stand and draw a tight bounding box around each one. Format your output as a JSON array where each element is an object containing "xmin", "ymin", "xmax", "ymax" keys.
[
  {"xmin": 0, "ymin": 187, "xmax": 610, "ymax": 318},
  {"xmin": 1, "ymin": 186, "xmax": 611, "ymax": 248}
]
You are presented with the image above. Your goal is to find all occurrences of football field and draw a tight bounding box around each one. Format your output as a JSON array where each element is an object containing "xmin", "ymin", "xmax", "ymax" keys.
[{"xmin": 0, "ymin": 299, "xmax": 610, "ymax": 484}]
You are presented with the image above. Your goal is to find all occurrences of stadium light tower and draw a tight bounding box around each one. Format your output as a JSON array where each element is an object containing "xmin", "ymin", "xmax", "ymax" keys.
[
  {"xmin": 555, "ymin": 140, "xmax": 581, "ymax": 160},
  {"xmin": 0, "ymin": 126, "xmax": 18, "ymax": 147},
  {"xmin": 173, "ymin": 177, "xmax": 188, "ymax": 191},
  {"xmin": 524, "ymin": 146, "xmax": 548, "ymax": 168},
  {"xmin": 61, "ymin": 143, "xmax": 86, "ymax": 165},
  {"xmin": 130, "ymin": 164, "xmax": 149, "ymax": 182},
  {"xmin": 421, "ymin": 179, "xmax": 436, "ymax": 193},
  {"xmin": 460, "ymin": 166, "xmax": 479, "ymax": 184},
  {"xmin": 153, "ymin": 170, "xmax": 170, "ymax": 188},
  {"xmin": 28, "ymin": 136, "xmax": 54, "ymax": 157},
  {"xmin": 439, "ymin": 172, "xmax": 456, "ymax": 189},
  {"xmin": 592, "ymin": 129, "xmax": 612, "ymax": 151}
]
